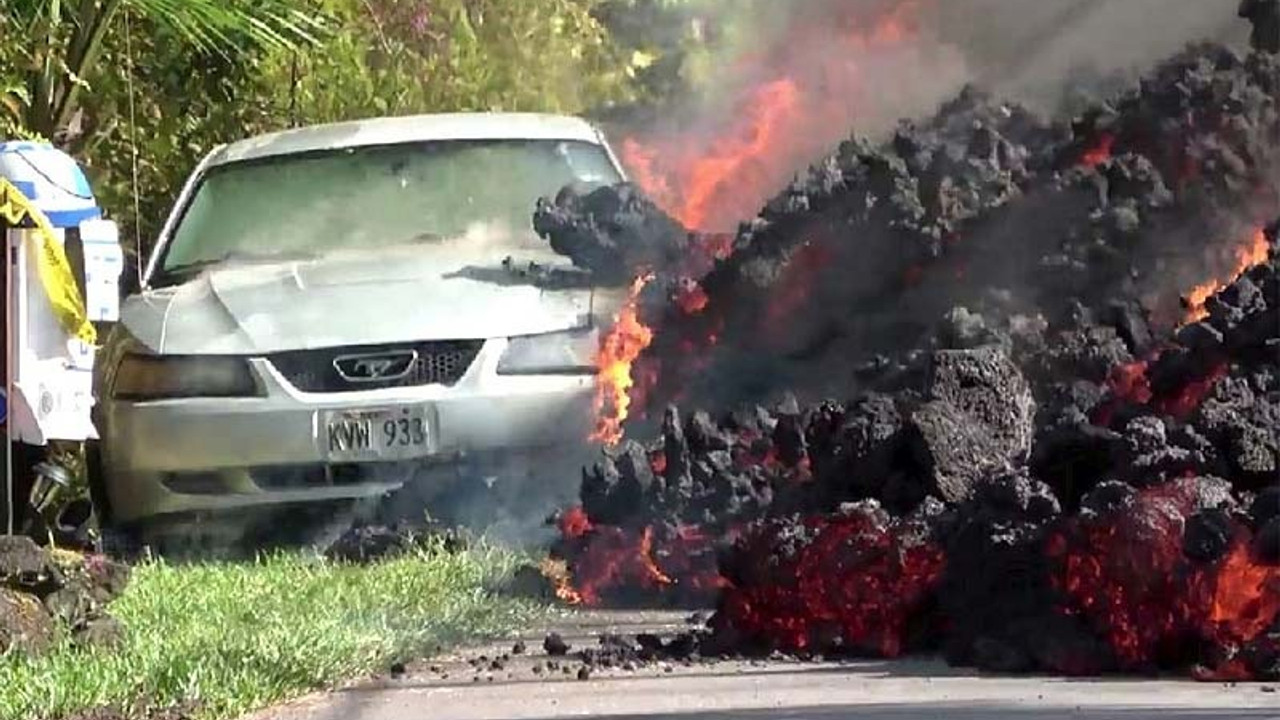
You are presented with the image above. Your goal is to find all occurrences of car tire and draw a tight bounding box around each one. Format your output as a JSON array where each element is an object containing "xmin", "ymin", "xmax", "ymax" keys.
[
  {"xmin": 85, "ymin": 440, "xmax": 146, "ymax": 560},
  {"xmin": 97, "ymin": 523, "xmax": 144, "ymax": 561},
  {"xmin": 84, "ymin": 439, "xmax": 114, "ymax": 527}
]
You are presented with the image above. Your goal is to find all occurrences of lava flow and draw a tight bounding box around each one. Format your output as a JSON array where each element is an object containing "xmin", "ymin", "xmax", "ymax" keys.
[
  {"xmin": 553, "ymin": 524, "xmax": 672, "ymax": 607},
  {"xmin": 548, "ymin": 514, "xmax": 722, "ymax": 608},
  {"xmin": 1047, "ymin": 482, "xmax": 1204, "ymax": 671},
  {"xmin": 715, "ymin": 509, "xmax": 946, "ymax": 657},
  {"xmin": 592, "ymin": 274, "xmax": 655, "ymax": 446},
  {"xmin": 537, "ymin": 36, "xmax": 1280, "ymax": 682},
  {"xmin": 1203, "ymin": 539, "xmax": 1280, "ymax": 646}
]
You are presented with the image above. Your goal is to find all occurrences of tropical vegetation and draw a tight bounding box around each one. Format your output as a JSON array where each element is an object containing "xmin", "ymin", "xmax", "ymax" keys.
[{"xmin": 0, "ymin": 0, "xmax": 712, "ymax": 258}]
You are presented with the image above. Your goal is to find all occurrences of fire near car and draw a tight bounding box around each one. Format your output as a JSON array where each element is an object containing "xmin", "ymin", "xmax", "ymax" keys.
[{"xmin": 89, "ymin": 113, "xmax": 626, "ymax": 545}]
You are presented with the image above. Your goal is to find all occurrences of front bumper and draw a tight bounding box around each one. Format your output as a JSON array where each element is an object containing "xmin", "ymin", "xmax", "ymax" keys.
[{"xmin": 97, "ymin": 339, "xmax": 595, "ymax": 523}]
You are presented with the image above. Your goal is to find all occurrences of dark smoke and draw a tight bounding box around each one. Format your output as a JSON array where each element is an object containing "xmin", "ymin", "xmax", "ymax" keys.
[{"xmin": 597, "ymin": 0, "xmax": 1248, "ymax": 233}]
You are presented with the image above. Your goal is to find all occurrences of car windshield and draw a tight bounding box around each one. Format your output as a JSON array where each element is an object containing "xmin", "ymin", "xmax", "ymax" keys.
[{"xmin": 155, "ymin": 138, "xmax": 621, "ymax": 284}]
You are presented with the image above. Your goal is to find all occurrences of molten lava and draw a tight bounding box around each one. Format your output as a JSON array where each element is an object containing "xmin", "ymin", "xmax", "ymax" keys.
[
  {"xmin": 592, "ymin": 274, "xmax": 656, "ymax": 445},
  {"xmin": 1204, "ymin": 539, "xmax": 1280, "ymax": 645},
  {"xmin": 559, "ymin": 505, "xmax": 594, "ymax": 540},
  {"xmin": 1047, "ymin": 480, "xmax": 1280, "ymax": 676},
  {"xmin": 716, "ymin": 511, "xmax": 945, "ymax": 657},
  {"xmin": 1049, "ymin": 483, "xmax": 1200, "ymax": 670},
  {"xmin": 1154, "ymin": 362, "xmax": 1228, "ymax": 420},
  {"xmin": 675, "ymin": 279, "xmax": 710, "ymax": 315},
  {"xmin": 552, "ymin": 523, "xmax": 722, "ymax": 607},
  {"xmin": 1109, "ymin": 360, "xmax": 1154, "ymax": 406},
  {"xmin": 1184, "ymin": 228, "xmax": 1270, "ymax": 323},
  {"xmin": 540, "ymin": 20, "xmax": 1280, "ymax": 681},
  {"xmin": 1097, "ymin": 358, "xmax": 1226, "ymax": 426},
  {"xmin": 1080, "ymin": 133, "xmax": 1116, "ymax": 168}
]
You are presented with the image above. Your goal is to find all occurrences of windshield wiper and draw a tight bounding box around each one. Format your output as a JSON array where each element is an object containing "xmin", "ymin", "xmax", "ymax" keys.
[{"xmin": 153, "ymin": 250, "xmax": 318, "ymax": 287}]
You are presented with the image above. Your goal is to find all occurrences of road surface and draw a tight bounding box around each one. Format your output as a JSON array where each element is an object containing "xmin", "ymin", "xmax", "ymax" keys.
[{"xmin": 255, "ymin": 611, "xmax": 1280, "ymax": 720}]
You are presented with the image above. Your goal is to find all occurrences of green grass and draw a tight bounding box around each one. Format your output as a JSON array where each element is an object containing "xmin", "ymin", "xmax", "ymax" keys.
[{"xmin": 0, "ymin": 544, "xmax": 545, "ymax": 720}]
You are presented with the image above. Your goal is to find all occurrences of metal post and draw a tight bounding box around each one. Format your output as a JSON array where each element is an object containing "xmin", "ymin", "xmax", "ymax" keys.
[{"xmin": 3, "ymin": 227, "xmax": 12, "ymax": 535}]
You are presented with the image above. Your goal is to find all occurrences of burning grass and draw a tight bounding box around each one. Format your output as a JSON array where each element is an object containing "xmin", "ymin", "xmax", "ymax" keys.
[{"xmin": 0, "ymin": 543, "xmax": 541, "ymax": 720}]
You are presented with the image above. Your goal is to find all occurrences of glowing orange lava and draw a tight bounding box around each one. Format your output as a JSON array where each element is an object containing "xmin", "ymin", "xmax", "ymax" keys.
[
  {"xmin": 638, "ymin": 526, "xmax": 674, "ymax": 588},
  {"xmin": 592, "ymin": 274, "xmax": 655, "ymax": 445},
  {"xmin": 554, "ymin": 525, "xmax": 680, "ymax": 607},
  {"xmin": 1205, "ymin": 540, "xmax": 1280, "ymax": 643},
  {"xmin": 558, "ymin": 505, "xmax": 594, "ymax": 540},
  {"xmin": 1183, "ymin": 228, "xmax": 1269, "ymax": 323},
  {"xmin": 1080, "ymin": 133, "xmax": 1115, "ymax": 168},
  {"xmin": 675, "ymin": 279, "xmax": 710, "ymax": 315}
]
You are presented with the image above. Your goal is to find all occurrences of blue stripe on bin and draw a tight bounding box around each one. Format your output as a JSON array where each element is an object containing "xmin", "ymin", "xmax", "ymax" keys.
[
  {"xmin": 0, "ymin": 141, "xmax": 45, "ymax": 153},
  {"xmin": 45, "ymin": 207, "xmax": 102, "ymax": 228},
  {"xmin": 12, "ymin": 180, "xmax": 36, "ymax": 198}
]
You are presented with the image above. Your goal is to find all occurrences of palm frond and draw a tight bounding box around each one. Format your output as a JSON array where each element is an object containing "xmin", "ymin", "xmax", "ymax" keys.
[
  {"xmin": 13, "ymin": 0, "xmax": 328, "ymax": 137},
  {"xmin": 124, "ymin": 0, "xmax": 325, "ymax": 53}
]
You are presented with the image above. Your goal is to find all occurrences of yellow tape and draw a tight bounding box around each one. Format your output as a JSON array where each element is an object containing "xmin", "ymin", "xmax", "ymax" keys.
[{"xmin": 0, "ymin": 177, "xmax": 97, "ymax": 346}]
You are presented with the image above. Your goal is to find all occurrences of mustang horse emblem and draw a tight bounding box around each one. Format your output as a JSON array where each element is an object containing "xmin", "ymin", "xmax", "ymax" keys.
[{"xmin": 334, "ymin": 351, "xmax": 417, "ymax": 382}]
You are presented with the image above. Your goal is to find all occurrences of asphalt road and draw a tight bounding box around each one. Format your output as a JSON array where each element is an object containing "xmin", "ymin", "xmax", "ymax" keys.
[{"xmin": 256, "ymin": 612, "xmax": 1280, "ymax": 720}]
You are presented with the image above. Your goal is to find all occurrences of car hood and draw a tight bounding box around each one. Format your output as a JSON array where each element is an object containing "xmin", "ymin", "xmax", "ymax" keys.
[{"xmin": 121, "ymin": 242, "xmax": 596, "ymax": 354}]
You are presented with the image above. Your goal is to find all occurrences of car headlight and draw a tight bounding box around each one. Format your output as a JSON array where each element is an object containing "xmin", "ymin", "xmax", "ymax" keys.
[
  {"xmin": 496, "ymin": 327, "xmax": 598, "ymax": 375},
  {"xmin": 111, "ymin": 354, "xmax": 260, "ymax": 400}
]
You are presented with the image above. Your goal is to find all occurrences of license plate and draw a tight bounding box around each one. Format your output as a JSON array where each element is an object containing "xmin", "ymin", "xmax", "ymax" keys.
[{"xmin": 323, "ymin": 407, "xmax": 431, "ymax": 461}]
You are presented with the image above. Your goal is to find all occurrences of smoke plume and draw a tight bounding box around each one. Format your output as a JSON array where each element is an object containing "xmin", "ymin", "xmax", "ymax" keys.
[{"xmin": 607, "ymin": 0, "xmax": 1248, "ymax": 233}]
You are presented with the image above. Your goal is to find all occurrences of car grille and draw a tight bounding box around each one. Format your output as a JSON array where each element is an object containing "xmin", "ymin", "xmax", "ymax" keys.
[{"xmin": 268, "ymin": 340, "xmax": 484, "ymax": 393}]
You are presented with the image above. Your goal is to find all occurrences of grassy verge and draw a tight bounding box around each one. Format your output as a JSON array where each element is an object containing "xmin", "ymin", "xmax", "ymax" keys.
[{"xmin": 0, "ymin": 543, "xmax": 544, "ymax": 720}]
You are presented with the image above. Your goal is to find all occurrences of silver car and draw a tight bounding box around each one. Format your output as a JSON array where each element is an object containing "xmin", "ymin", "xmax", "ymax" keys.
[{"xmin": 90, "ymin": 113, "xmax": 625, "ymax": 542}]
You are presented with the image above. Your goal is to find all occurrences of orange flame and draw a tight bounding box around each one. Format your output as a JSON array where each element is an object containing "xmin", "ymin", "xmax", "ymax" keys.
[
  {"xmin": 551, "ymin": 525, "xmax": 678, "ymax": 607},
  {"xmin": 638, "ymin": 526, "xmax": 673, "ymax": 587},
  {"xmin": 539, "ymin": 556, "xmax": 585, "ymax": 605},
  {"xmin": 1183, "ymin": 228, "xmax": 1269, "ymax": 323},
  {"xmin": 621, "ymin": 1, "xmax": 929, "ymax": 232},
  {"xmin": 622, "ymin": 80, "xmax": 800, "ymax": 230},
  {"xmin": 621, "ymin": 138, "xmax": 672, "ymax": 206},
  {"xmin": 591, "ymin": 274, "xmax": 655, "ymax": 445}
]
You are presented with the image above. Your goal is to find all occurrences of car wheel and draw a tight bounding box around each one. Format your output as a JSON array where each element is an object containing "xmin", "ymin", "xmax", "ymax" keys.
[
  {"xmin": 97, "ymin": 523, "xmax": 145, "ymax": 562},
  {"xmin": 85, "ymin": 440, "xmax": 112, "ymax": 521},
  {"xmin": 85, "ymin": 442, "xmax": 151, "ymax": 560}
]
